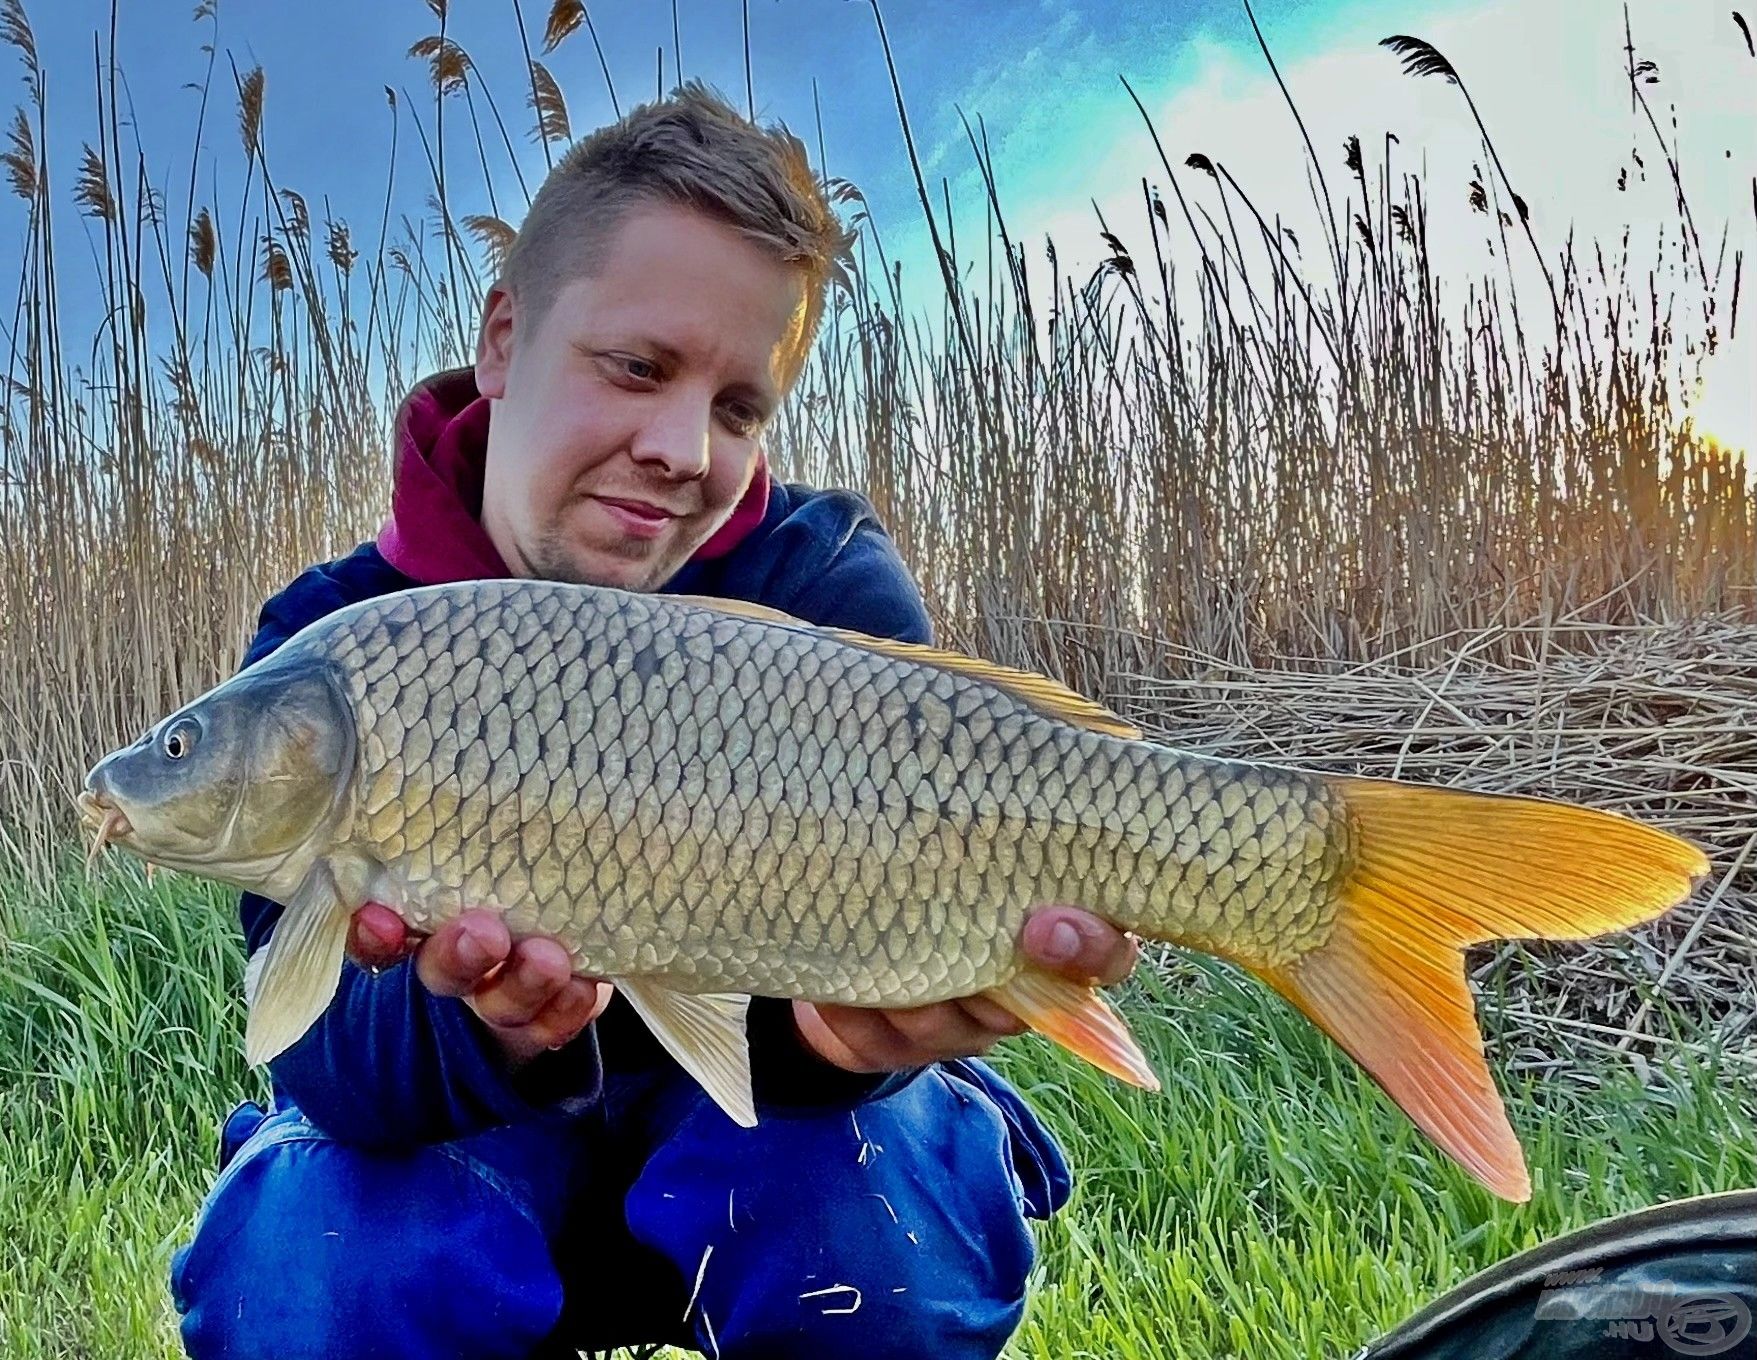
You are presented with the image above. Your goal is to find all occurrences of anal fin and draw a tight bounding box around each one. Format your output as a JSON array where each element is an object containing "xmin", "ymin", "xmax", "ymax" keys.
[
  {"xmin": 984, "ymin": 970, "xmax": 1160, "ymax": 1090},
  {"xmin": 618, "ymin": 978, "xmax": 756, "ymax": 1128}
]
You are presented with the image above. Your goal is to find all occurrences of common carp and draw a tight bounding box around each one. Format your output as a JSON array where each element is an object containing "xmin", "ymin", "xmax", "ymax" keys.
[{"xmin": 78, "ymin": 579, "xmax": 1707, "ymax": 1201}]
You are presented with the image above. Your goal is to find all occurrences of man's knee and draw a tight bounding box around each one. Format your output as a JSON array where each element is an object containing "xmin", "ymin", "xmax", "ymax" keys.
[
  {"xmin": 625, "ymin": 1065, "xmax": 1059, "ymax": 1359},
  {"xmin": 172, "ymin": 1106, "xmax": 563, "ymax": 1360}
]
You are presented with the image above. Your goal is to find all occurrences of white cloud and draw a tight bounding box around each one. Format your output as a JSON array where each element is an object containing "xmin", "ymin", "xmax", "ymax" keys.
[{"xmin": 884, "ymin": 0, "xmax": 1756, "ymax": 452}]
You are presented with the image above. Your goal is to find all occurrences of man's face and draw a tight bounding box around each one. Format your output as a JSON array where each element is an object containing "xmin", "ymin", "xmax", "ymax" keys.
[{"xmin": 474, "ymin": 203, "xmax": 808, "ymax": 591}]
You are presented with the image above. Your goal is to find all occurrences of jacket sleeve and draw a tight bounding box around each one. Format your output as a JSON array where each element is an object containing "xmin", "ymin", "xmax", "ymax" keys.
[
  {"xmin": 736, "ymin": 493, "xmax": 939, "ymax": 1109},
  {"xmin": 238, "ymin": 559, "xmax": 602, "ymax": 1147},
  {"xmin": 765, "ymin": 490, "xmax": 936, "ymax": 647}
]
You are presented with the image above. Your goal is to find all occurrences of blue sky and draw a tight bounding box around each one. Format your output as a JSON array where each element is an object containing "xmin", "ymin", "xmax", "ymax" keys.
[
  {"xmin": 7, "ymin": 0, "xmax": 1356, "ymax": 284},
  {"xmin": 4, "ymin": 0, "xmax": 1752, "ymax": 448}
]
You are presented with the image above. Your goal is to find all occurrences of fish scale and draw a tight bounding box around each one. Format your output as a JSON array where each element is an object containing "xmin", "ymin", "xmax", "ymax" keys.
[
  {"xmin": 322, "ymin": 579, "xmax": 1349, "ymax": 1001},
  {"xmin": 84, "ymin": 576, "xmax": 1709, "ymax": 1201}
]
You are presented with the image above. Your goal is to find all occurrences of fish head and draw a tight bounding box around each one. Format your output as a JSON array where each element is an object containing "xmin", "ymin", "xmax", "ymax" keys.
[{"xmin": 79, "ymin": 656, "xmax": 356, "ymax": 891}]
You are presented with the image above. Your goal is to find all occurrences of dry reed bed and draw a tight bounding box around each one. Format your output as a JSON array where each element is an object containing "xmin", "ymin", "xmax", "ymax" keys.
[
  {"xmin": 0, "ymin": 3, "xmax": 1752, "ymax": 1049},
  {"xmin": 1098, "ymin": 611, "xmax": 1756, "ymax": 1070}
]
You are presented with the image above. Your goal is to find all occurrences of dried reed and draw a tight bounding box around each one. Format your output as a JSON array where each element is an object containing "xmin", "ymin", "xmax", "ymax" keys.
[{"xmin": 0, "ymin": 3, "xmax": 1749, "ymax": 1049}]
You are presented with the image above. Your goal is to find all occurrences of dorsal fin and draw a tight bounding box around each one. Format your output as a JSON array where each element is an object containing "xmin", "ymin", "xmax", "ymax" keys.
[
  {"xmin": 664, "ymin": 593, "xmax": 1141, "ymax": 740},
  {"xmin": 822, "ymin": 629, "xmax": 1142, "ymax": 739},
  {"xmin": 666, "ymin": 594, "xmax": 802, "ymax": 627}
]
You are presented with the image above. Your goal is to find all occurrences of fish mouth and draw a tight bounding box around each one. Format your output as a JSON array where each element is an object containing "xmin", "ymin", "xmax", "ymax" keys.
[{"xmin": 76, "ymin": 788, "xmax": 135, "ymax": 874}]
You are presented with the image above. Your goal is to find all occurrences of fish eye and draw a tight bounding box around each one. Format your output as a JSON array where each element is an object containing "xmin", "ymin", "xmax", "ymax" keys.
[{"xmin": 162, "ymin": 718, "xmax": 200, "ymax": 761}]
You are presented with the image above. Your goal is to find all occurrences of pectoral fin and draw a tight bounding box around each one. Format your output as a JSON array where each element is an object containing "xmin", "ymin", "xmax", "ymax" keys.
[
  {"xmin": 617, "ymin": 978, "xmax": 756, "ymax": 1128},
  {"xmin": 244, "ymin": 868, "xmax": 352, "ymax": 1067},
  {"xmin": 242, "ymin": 945, "xmax": 267, "ymax": 1006}
]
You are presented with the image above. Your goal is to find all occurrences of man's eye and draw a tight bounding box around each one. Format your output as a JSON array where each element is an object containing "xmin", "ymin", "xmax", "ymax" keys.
[
  {"xmin": 721, "ymin": 403, "xmax": 764, "ymax": 435},
  {"xmin": 601, "ymin": 353, "xmax": 658, "ymax": 383}
]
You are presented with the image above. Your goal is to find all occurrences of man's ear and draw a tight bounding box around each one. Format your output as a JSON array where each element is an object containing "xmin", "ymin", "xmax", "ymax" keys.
[{"xmin": 475, "ymin": 285, "xmax": 516, "ymax": 399}]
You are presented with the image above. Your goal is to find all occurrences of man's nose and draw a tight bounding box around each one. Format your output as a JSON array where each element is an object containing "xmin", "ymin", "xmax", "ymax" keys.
[{"xmin": 630, "ymin": 393, "xmax": 711, "ymax": 481}]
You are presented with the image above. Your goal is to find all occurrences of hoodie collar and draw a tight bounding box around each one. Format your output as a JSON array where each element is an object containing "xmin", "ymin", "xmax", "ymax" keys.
[{"xmin": 375, "ymin": 367, "xmax": 771, "ymax": 587}]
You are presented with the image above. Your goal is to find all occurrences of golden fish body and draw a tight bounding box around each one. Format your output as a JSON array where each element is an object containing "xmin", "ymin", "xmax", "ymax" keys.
[
  {"xmin": 331, "ymin": 580, "xmax": 1348, "ymax": 1005},
  {"xmin": 82, "ymin": 578, "xmax": 1707, "ymax": 1202}
]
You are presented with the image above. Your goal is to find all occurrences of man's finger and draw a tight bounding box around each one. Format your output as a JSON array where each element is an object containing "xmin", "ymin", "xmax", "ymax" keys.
[
  {"xmin": 955, "ymin": 995, "xmax": 1030, "ymax": 1037},
  {"xmin": 497, "ymin": 979, "xmax": 612, "ymax": 1060},
  {"xmin": 798, "ymin": 1000, "xmax": 1012, "ymax": 1072},
  {"xmin": 545, "ymin": 977, "xmax": 613, "ymax": 1032},
  {"xmin": 1020, "ymin": 906, "xmax": 1138, "ymax": 985},
  {"xmin": 795, "ymin": 1001, "xmax": 912, "ymax": 1073},
  {"xmin": 414, "ymin": 910, "xmax": 512, "ymax": 998},
  {"xmin": 347, "ymin": 902, "xmax": 410, "ymax": 969},
  {"xmin": 880, "ymin": 1001, "xmax": 997, "ymax": 1058},
  {"xmin": 465, "ymin": 936, "xmax": 574, "ymax": 1029},
  {"xmin": 792, "ymin": 1001, "xmax": 866, "ymax": 1070}
]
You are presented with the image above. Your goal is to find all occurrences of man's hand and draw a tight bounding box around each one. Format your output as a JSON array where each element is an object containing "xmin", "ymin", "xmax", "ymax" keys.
[
  {"xmin": 349, "ymin": 904, "xmax": 611, "ymax": 1066},
  {"xmin": 793, "ymin": 906, "xmax": 1139, "ymax": 1073}
]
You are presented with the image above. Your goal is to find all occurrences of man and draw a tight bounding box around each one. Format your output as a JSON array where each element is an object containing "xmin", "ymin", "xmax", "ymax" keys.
[{"xmin": 171, "ymin": 82, "xmax": 1136, "ymax": 1359}]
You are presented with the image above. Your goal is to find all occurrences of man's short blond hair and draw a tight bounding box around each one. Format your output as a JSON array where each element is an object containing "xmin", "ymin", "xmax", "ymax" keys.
[{"xmin": 500, "ymin": 80, "xmax": 851, "ymax": 380}]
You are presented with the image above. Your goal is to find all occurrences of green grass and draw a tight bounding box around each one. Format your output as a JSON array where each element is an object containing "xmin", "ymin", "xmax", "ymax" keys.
[{"xmin": 2, "ymin": 862, "xmax": 1752, "ymax": 1358}]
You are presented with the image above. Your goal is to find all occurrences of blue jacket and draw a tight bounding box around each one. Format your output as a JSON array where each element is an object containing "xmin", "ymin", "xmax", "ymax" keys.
[{"xmin": 242, "ymin": 480, "xmax": 944, "ymax": 1147}]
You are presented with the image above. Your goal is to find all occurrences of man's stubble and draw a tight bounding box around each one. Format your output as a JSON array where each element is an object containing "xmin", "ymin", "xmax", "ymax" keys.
[{"xmin": 525, "ymin": 513, "xmax": 679, "ymax": 594}]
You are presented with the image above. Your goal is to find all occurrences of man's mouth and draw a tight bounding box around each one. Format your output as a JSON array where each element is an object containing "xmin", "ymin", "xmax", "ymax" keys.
[{"xmin": 593, "ymin": 495, "xmax": 681, "ymax": 541}]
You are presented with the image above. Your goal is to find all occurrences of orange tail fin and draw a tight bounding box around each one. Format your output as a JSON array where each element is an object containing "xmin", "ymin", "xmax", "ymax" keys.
[{"xmin": 1253, "ymin": 776, "xmax": 1708, "ymax": 1202}]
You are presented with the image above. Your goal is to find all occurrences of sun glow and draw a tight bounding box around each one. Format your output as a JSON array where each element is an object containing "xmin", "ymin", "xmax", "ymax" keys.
[{"xmin": 1679, "ymin": 351, "xmax": 1756, "ymax": 470}]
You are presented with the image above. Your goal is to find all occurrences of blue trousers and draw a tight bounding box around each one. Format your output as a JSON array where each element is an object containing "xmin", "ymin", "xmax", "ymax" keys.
[{"xmin": 170, "ymin": 1056, "xmax": 1070, "ymax": 1359}]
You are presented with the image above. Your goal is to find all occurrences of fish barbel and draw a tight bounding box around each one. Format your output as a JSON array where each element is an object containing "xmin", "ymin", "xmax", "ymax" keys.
[{"xmin": 79, "ymin": 579, "xmax": 1707, "ymax": 1201}]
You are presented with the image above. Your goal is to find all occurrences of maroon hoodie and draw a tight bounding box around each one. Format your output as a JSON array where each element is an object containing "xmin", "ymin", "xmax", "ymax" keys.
[{"xmin": 374, "ymin": 367, "xmax": 771, "ymax": 586}]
